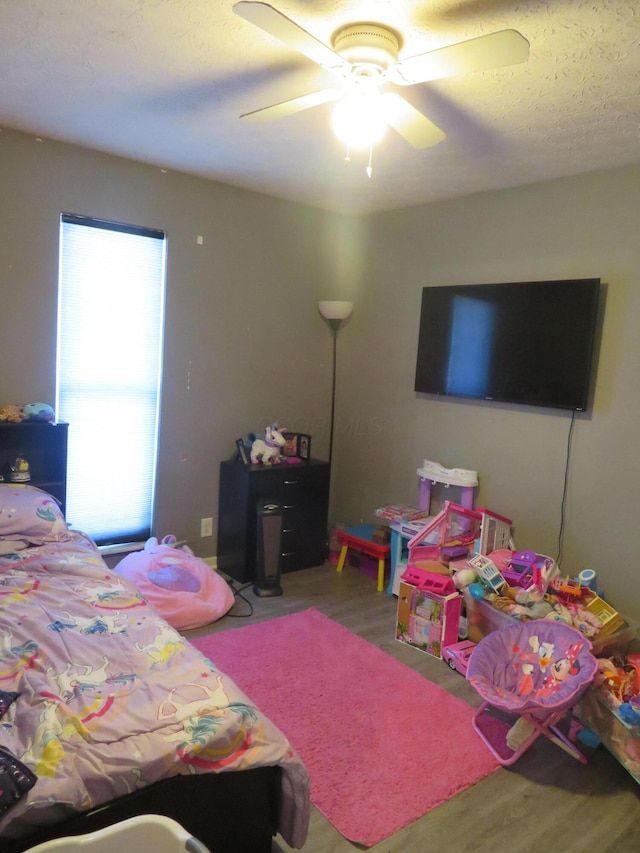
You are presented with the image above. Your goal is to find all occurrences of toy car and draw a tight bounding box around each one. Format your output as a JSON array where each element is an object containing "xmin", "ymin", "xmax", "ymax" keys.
[{"xmin": 442, "ymin": 640, "xmax": 477, "ymax": 676}]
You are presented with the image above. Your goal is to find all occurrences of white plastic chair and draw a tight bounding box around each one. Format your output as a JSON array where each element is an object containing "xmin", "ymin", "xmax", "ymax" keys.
[{"xmin": 24, "ymin": 814, "xmax": 211, "ymax": 853}]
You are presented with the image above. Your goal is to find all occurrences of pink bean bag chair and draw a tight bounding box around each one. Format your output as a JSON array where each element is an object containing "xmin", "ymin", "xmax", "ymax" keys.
[{"xmin": 114, "ymin": 536, "xmax": 234, "ymax": 630}]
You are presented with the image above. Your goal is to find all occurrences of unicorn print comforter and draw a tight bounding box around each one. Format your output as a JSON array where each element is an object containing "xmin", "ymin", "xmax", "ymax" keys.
[{"xmin": 0, "ymin": 532, "xmax": 309, "ymax": 846}]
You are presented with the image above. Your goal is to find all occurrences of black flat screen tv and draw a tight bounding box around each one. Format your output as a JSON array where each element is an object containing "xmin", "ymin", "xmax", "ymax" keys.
[{"xmin": 414, "ymin": 278, "xmax": 601, "ymax": 411}]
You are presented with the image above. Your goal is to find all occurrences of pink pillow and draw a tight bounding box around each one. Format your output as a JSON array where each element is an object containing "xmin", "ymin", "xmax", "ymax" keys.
[
  {"xmin": 0, "ymin": 484, "xmax": 72, "ymax": 545},
  {"xmin": 114, "ymin": 538, "xmax": 235, "ymax": 630}
]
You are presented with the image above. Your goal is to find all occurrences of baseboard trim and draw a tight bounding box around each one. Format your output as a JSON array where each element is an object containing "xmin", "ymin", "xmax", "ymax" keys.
[
  {"xmin": 98, "ymin": 541, "xmax": 145, "ymax": 557},
  {"xmin": 99, "ymin": 543, "xmax": 218, "ymax": 571}
]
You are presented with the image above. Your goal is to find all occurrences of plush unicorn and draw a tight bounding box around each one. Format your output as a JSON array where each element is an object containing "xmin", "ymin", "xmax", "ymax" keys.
[{"xmin": 250, "ymin": 424, "xmax": 287, "ymax": 465}]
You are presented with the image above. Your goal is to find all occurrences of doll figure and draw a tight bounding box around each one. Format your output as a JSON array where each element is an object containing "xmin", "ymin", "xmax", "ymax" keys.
[{"xmin": 537, "ymin": 641, "xmax": 583, "ymax": 697}]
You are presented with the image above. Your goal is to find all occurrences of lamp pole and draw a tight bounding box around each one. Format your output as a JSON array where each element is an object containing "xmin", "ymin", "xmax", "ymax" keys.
[
  {"xmin": 318, "ymin": 301, "xmax": 353, "ymax": 466},
  {"xmin": 328, "ymin": 319, "xmax": 340, "ymax": 465}
]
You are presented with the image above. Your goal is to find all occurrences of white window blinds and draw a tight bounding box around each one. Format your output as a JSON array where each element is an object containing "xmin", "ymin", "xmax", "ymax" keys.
[{"xmin": 57, "ymin": 214, "xmax": 166, "ymax": 545}]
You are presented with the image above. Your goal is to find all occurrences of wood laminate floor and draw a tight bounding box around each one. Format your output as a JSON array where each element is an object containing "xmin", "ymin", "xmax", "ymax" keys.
[{"xmin": 187, "ymin": 563, "xmax": 640, "ymax": 853}]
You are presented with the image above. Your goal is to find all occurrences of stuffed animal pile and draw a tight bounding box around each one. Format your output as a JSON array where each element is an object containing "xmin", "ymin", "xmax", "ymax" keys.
[
  {"xmin": 487, "ymin": 584, "xmax": 603, "ymax": 638},
  {"xmin": 453, "ymin": 549, "xmax": 605, "ymax": 640},
  {"xmin": 594, "ymin": 652, "xmax": 640, "ymax": 724},
  {"xmin": 0, "ymin": 403, "xmax": 55, "ymax": 423}
]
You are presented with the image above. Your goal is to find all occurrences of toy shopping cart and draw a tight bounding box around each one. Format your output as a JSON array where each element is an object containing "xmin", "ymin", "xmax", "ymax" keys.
[{"xmin": 467, "ymin": 620, "xmax": 598, "ymax": 766}]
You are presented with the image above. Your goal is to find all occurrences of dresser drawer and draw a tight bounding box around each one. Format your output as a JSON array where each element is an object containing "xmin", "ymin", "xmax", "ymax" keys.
[{"xmin": 218, "ymin": 459, "xmax": 330, "ymax": 583}]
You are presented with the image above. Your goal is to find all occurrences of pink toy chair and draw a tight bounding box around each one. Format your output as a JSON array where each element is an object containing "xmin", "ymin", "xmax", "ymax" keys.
[{"xmin": 467, "ymin": 620, "xmax": 598, "ymax": 766}]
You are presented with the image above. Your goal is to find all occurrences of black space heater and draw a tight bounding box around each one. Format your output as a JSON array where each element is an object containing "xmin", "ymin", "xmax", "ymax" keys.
[{"xmin": 254, "ymin": 499, "xmax": 283, "ymax": 597}]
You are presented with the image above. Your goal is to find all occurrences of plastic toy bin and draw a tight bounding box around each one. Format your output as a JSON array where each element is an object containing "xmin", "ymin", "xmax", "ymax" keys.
[
  {"xmin": 463, "ymin": 590, "xmax": 638, "ymax": 657},
  {"xmin": 579, "ymin": 689, "xmax": 640, "ymax": 784},
  {"xmin": 463, "ymin": 591, "xmax": 516, "ymax": 644},
  {"xmin": 591, "ymin": 614, "xmax": 639, "ymax": 657}
]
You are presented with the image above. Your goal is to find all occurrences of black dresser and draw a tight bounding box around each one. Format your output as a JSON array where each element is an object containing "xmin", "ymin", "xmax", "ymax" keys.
[
  {"xmin": 0, "ymin": 421, "xmax": 69, "ymax": 513},
  {"xmin": 217, "ymin": 458, "xmax": 330, "ymax": 583}
]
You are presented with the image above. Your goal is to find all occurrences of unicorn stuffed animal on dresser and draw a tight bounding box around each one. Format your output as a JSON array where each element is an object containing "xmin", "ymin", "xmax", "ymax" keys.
[{"xmin": 250, "ymin": 424, "xmax": 287, "ymax": 465}]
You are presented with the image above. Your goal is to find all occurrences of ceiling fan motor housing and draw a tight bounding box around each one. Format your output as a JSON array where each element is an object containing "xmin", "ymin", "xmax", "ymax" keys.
[{"xmin": 332, "ymin": 24, "xmax": 400, "ymax": 76}]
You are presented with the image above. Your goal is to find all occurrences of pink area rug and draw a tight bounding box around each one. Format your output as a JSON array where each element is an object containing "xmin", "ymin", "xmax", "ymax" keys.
[{"xmin": 190, "ymin": 607, "xmax": 498, "ymax": 847}]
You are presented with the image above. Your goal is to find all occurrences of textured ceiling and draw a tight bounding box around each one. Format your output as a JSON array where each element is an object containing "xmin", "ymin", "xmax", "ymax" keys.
[{"xmin": 1, "ymin": 0, "xmax": 640, "ymax": 214}]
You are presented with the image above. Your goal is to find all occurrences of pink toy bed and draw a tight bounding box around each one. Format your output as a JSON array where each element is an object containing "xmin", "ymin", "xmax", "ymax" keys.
[{"xmin": 0, "ymin": 485, "xmax": 309, "ymax": 853}]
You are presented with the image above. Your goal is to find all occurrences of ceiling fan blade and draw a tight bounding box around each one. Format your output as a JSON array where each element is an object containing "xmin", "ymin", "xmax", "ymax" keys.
[
  {"xmin": 390, "ymin": 29, "xmax": 529, "ymax": 85},
  {"xmin": 382, "ymin": 94, "xmax": 446, "ymax": 149},
  {"xmin": 233, "ymin": 2, "xmax": 350, "ymax": 75},
  {"xmin": 241, "ymin": 88, "xmax": 343, "ymax": 121}
]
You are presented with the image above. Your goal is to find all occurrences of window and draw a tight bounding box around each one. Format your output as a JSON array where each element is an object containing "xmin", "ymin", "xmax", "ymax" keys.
[{"xmin": 57, "ymin": 214, "xmax": 166, "ymax": 546}]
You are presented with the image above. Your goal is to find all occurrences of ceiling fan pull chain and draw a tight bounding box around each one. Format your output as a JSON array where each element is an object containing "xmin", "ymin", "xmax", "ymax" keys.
[
  {"xmin": 344, "ymin": 143, "xmax": 351, "ymax": 166},
  {"xmin": 366, "ymin": 144, "xmax": 373, "ymax": 179}
]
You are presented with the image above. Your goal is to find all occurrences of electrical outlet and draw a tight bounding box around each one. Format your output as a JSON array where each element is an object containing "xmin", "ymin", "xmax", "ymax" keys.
[{"xmin": 200, "ymin": 517, "xmax": 213, "ymax": 537}]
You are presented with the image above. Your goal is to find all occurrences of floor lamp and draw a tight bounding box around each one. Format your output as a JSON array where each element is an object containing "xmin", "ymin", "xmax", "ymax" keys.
[{"xmin": 318, "ymin": 301, "xmax": 354, "ymax": 464}]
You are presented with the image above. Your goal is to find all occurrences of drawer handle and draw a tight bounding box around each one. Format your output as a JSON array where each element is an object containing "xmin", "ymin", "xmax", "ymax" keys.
[
  {"xmin": 281, "ymin": 551, "xmax": 294, "ymax": 557},
  {"xmin": 284, "ymin": 480, "xmax": 298, "ymax": 485},
  {"xmin": 283, "ymin": 503, "xmax": 296, "ymax": 509},
  {"xmin": 283, "ymin": 528, "xmax": 294, "ymax": 534}
]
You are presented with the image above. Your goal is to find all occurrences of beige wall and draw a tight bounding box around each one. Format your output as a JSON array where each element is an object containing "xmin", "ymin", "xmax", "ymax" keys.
[
  {"xmin": 2, "ymin": 126, "xmax": 639, "ymax": 621},
  {"xmin": 334, "ymin": 167, "xmax": 640, "ymax": 617},
  {"xmin": 0, "ymin": 128, "xmax": 360, "ymax": 550}
]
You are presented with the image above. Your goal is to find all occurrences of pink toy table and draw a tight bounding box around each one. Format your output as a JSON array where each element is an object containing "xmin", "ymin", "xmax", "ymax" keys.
[{"xmin": 336, "ymin": 524, "xmax": 390, "ymax": 592}]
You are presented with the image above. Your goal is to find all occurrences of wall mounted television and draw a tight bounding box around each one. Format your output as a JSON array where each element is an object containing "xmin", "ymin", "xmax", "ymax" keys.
[{"xmin": 414, "ymin": 278, "xmax": 601, "ymax": 411}]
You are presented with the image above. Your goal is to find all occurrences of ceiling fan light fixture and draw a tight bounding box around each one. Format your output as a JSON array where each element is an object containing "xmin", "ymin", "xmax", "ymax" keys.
[
  {"xmin": 234, "ymin": 3, "xmax": 529, "ymax": 161},
  {"xmin": 332, "ymin": 23, "xmax": 400, "ymax": 71},
  {"xmin": 332, "ymin": 90, "xmax": 387, "ymax": 150}
]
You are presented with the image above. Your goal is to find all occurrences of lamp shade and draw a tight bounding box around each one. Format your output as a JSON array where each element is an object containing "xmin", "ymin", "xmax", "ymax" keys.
[{"xmin": 318, "ymin": 301, "xmax": 354, "ymax": 321}]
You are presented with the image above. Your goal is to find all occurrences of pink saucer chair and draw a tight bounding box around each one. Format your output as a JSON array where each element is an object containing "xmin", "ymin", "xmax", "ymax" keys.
[{"xmin": 467, "ymin": 619, "xmax": 598, "ymax": 766}]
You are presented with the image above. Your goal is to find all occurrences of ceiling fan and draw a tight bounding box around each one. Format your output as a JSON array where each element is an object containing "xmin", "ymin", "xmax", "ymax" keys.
[{"xmin": 233, "ymin": 2, "xmax": 530, "ymax": 155}]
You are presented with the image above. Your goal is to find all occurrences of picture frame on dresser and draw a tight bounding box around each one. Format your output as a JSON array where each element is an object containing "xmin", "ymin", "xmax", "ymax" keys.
[
  {"xmin": 298, "ymin": 434, "xmax": 311, "ymax": 460},
  {"xmin": 236, "ymin": 438, "xmax": 250, "ymax": 465},
  {"xmin": 283, "ymin": 432, "xmax": 311, "ymax": 461}
]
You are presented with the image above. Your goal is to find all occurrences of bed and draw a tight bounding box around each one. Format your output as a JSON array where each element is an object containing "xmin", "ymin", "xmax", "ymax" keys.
[{"xmin": 0, "ymin": 484, "xmax": 309, "ymax": 852}]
